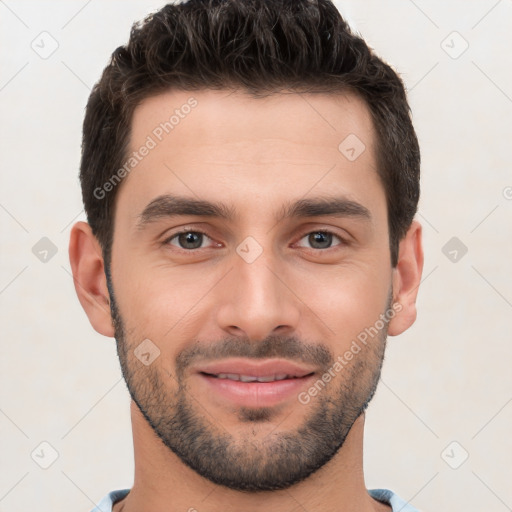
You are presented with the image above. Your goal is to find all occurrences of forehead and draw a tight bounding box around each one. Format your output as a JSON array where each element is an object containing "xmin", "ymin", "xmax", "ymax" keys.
[
  {"xmin": 119, "ymin": 88, "xmax": 383, "ymax": 224},
  {"xmin": 130, "ymin": 88, "xmax": 376, "ymax": 157}
]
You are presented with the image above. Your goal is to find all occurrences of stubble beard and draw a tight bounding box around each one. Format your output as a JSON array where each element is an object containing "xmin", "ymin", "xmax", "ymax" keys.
[{"xmin": 107, "ymin": 271, "xmax": 389, "ymax": 492}]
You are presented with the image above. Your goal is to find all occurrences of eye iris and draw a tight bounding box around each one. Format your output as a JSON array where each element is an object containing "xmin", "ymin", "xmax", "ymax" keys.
[
  {"xmin": 309, "ymin": 232, "xmax": 332, "ymax": 249},
  {"xmin": 179, "ymin": 232, "xmax": 202, "ymax": 249},
  {"xmin": 175, "ymin": 232, "xmax": 334, "ymax": 250}
]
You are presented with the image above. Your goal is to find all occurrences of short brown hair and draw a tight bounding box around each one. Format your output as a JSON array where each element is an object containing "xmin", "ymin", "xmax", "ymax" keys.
[{"xmin": 80, "ymin": 0, "xmax": 420, "ymax": 267}]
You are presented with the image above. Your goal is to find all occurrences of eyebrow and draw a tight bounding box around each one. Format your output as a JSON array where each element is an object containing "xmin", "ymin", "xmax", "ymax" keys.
[{"xmin": 136, "ymin": 193, "xmax": 371, "ymax": 230}]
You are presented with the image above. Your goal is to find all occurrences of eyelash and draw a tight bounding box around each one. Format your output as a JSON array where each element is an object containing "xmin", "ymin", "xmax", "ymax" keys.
[{"xmin": 162, "ymin": 228, "xmax": 347, "ymax": 252}]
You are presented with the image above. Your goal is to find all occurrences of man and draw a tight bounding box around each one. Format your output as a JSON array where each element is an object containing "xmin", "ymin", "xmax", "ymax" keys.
[{"xmin": 69, "ymin": 0, "xmax": 424, "ymax": 510}]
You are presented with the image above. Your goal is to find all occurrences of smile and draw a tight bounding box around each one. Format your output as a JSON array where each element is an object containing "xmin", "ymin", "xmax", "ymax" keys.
[
  {"xmin": 202, "ymin": 372, "xmax": 305, "ymax": 382},
  {"xmin": 194, "ymin": 358, "xmax": 318, "ymax": 408}
]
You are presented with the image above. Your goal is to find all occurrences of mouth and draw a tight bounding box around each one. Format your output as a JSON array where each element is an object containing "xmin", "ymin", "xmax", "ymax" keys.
[
  {"xmin": 201, "ymin": 372, "xmax": 308, "ymax": 382},
  {"xmin": 194, "ymin": 358, "xmax": 317, "ymax": 408}
]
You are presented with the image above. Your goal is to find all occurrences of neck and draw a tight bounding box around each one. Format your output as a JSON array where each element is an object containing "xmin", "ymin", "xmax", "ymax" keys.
[{"xmin": 115, "ymin": 401, "xmax": 388, "ymax": 512}]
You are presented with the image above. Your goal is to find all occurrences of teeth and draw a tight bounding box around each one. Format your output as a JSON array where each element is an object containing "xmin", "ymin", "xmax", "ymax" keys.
[
  {"xmin": 214, "ymin": 373, "xmax": 293, "ymax": 382},
  {"xmin": 255, "ymin": 375, "xmax": 276, "ymax": 382},
  {"xmin": 239, "ymin": 375, "xmax": 258, "ymax": 382}
]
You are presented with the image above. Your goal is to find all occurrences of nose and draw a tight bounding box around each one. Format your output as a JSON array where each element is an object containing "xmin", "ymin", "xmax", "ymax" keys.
[{"xmin": 215, "ymin": 245, "xmax": 301, "ymax": 342}]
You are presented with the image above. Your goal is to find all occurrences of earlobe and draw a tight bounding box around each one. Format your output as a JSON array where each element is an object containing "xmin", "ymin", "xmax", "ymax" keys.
[
  {"xmin": 388, "ymin": 220, "xmax": 424, "ymax": 336},
  {"xmin": 68, "ymin": 221, "xmax": 115, "ymax": 337}
]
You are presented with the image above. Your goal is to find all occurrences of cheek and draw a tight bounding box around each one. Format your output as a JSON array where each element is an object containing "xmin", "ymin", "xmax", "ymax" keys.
[
  {"xmin": 290, "ymin": 261, "xmax": 391, "ymax": 342},
  {"xmin": 111, "ymin": 236, "xmax": 392, "ymax": 350},
  {"xmin": 111, "ymin": 260, "xmax": 218, "ymax": 340}
]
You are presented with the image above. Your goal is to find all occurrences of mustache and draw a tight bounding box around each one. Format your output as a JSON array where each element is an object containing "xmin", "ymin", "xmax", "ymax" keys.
[{"xmin": 174, "ymin": 334, "xmax": 334, "ymax": 376}]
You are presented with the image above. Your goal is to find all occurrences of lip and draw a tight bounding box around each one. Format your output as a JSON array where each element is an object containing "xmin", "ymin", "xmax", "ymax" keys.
[
  {"xmin": 196, "ymin": 358, "xmax": 317, "ymax": 379},
  {"xmin": 194, "ymin": 358, "xmax": 317, "ymax": 408}
]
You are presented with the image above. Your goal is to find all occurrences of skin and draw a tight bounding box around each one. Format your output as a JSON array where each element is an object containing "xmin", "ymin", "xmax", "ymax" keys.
[{"xmin": 69, "ymin": 89, "xmax": 423, "ymax": 512}]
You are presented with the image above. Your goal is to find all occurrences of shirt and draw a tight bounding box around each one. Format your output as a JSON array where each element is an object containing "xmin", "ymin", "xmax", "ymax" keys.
[{"xmin": 90, "ymin": 487, "xmax": 419, "ymax": 511}]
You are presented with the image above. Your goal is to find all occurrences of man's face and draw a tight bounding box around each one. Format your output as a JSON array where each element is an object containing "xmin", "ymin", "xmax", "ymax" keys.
[{"xmin": 108, "ymin": 89, "xmax": 395, "ymax": 490}]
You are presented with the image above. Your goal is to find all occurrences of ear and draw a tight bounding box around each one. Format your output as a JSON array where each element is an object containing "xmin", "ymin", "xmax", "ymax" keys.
[
  {"xmin": 68, "ymin": 221, "xmax": 115, "ymax": 337},
  {"xmin": 388, "ymin": 220, "xmax": 424, "ymax": 336}
]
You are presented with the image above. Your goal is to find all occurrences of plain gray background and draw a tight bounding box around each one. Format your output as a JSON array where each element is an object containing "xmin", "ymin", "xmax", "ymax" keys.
[{"xmin": 1, "ymin": 1, "xmax": 511, "ymax": 510}]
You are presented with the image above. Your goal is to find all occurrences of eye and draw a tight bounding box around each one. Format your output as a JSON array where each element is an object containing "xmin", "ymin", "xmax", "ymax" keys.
[
  {"xmin": 163, "ymin": 228, "xmax": 346, "ymax": 252},
  {"xmin": 296, "ymin": 230, "xmax": 345, "ymax": 250},
  {"xmin": 164, "ymin": 230, "xmax": 217, "ymax": 250}
]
